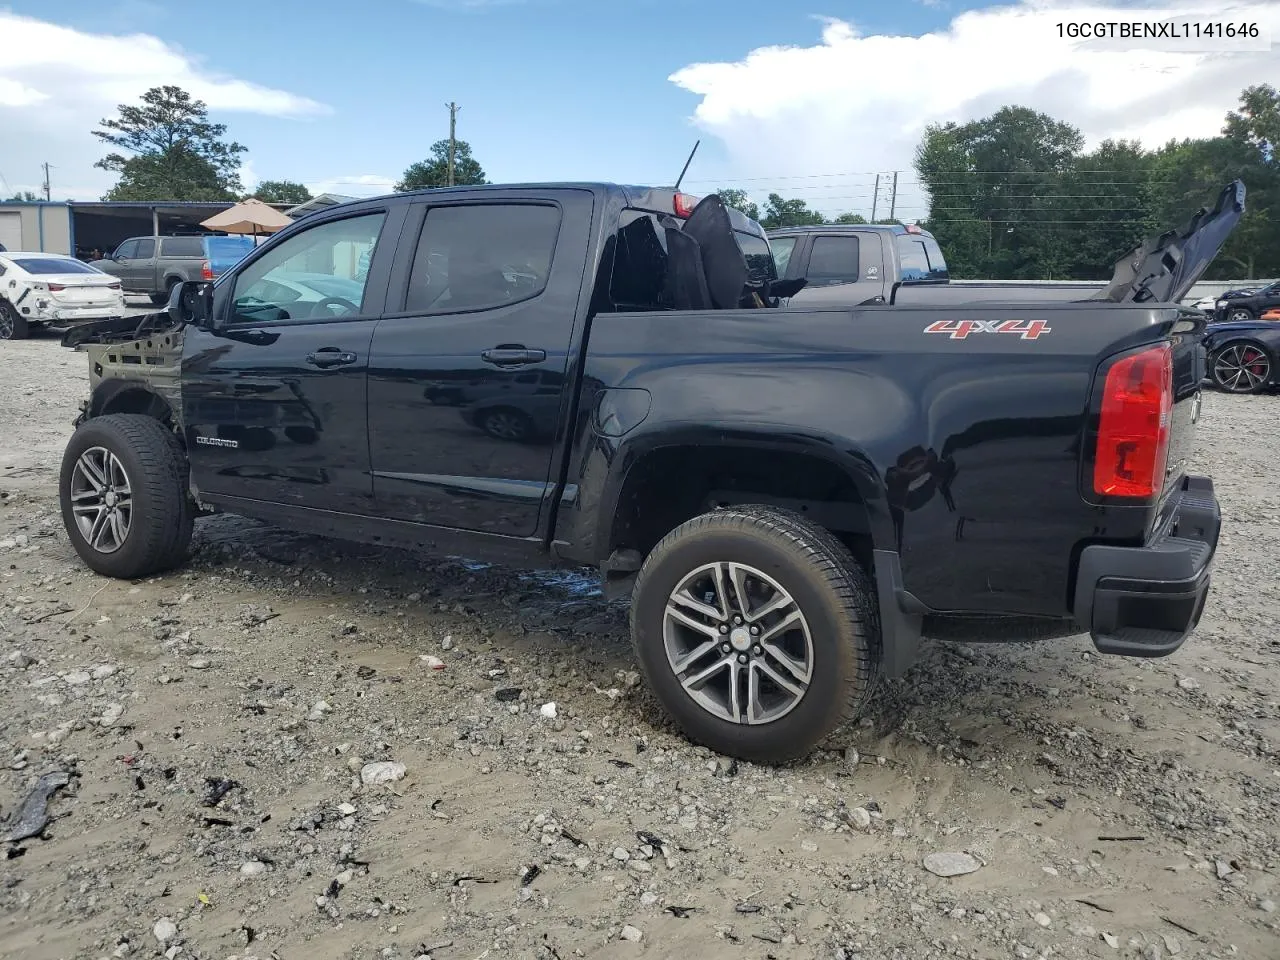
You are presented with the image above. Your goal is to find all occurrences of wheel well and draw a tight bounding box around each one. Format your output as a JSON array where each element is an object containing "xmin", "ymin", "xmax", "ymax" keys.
[
  {"xmin": 92, "ymin": 386, "xmax": 174, "ymax": 426},
  {"xmin": 609, "ymin": 445, "xmax": 873, "ymax": 570}
]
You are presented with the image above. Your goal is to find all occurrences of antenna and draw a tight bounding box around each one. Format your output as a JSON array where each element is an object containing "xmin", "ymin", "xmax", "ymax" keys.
[{"xmin": 673, "ymin": 140, "xmax": 700, "ymax": 191}]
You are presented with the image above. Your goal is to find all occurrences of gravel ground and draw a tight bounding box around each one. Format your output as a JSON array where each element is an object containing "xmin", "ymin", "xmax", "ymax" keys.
[{"xmin": 1, "ymin": 329, "xmax": 1277, "ymax": 960}]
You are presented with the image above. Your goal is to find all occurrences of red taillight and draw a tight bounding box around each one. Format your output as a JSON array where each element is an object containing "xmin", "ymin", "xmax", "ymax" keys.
[
  {"xmin": 904, "ymin": 223, "xmax": 922, "ymax": 234},
  {"xmin": 201, "ymin": 259, "xmax": 213, "ymax": 280},
  {"xmin": 47, "ymin": 283, "xmax": 66, "ymax": 292},
  {"xmin": 673, "ymin": 193, "xmax": 700, "ymax": 218},
  {"xmin": 106, "ymin": 281, "xmax": 121, "ymax": 290},
  {"xmin": 1093, "ymin": 343, "xmax": 1173, "ymax": 499}
]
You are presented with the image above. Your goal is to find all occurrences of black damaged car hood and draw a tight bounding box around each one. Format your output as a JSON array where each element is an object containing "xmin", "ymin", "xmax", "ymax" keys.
[{"xmin": 1091, "ymin": 180, "xmax": 1246, "ymax": 305}]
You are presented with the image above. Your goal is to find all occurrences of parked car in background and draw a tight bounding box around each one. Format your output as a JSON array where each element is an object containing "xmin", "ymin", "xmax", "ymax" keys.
[
  {"xmin": 0, "ymin": 252, "xmax": 124, "ymax": 340},
  {"xmin": 1213, "ymin": 280, "xmax": 1280, "ymax": 322},
  {"xmin": 767, "ymin": 223, "xmax": 949, "ymax": 304},
  {"xmin": 91, "ymin": 235, "xmax": 256, "ymax": 305},
  {"xmin": 1203, "ymin": 317, "xmax": 1280, "ymax": 394}
]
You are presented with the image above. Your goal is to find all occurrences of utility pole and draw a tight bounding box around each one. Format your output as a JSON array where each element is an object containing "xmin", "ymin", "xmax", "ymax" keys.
[
  {"xmin": 871, "ymin": 173, "xmax": 880, "ymax": 222},
  {"xmin": 446, "ymin": 102, "xmax": 459, "ymax": 187},
  {"xmin": 889, "ymin": 171, "xmax": 898, "ymax": 222},
  {"xmin": 41, "ymin": 162, "xmax": 52, "ymax": 201}
]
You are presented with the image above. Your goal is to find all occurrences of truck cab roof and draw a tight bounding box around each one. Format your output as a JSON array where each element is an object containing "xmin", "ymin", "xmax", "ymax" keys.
[{"xmin": 768, "ymin": 223, "xmax": 938, "ymax": 240}]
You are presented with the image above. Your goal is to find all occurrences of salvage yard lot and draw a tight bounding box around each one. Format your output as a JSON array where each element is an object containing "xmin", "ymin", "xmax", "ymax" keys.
[{"xmin": 1, "ymin": 333, "xmax": 1277, "ymax": 960}]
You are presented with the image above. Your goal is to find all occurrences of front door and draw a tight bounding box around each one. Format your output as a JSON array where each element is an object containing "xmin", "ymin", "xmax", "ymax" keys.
[
  {"xmin": 109, "ymin": 239, "xmax": 143, "ymax": 291},
  {"xmin": 183, "ymin": 208, "xmax": 396, "ymax": 514},
  {"xmin": 366, "ymin": 192, "xmax": 593, "ymax": 537}
]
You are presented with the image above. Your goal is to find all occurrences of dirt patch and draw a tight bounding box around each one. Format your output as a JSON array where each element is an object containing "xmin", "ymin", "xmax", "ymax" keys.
[{"xmin": 1, "ymin": 336, "xmax": 1277, "ymax": 960}]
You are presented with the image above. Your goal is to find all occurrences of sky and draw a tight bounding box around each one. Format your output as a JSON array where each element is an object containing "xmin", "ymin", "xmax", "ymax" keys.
[{"xmin": 1, "ymin": 0, "xmax": 1277, "ymax": 222}]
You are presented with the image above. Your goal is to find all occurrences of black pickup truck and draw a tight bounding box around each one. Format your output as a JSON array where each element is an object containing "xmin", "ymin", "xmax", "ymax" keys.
[{"xmin": 55, "ymin": 181, "xmax": 1238, "ymax": 762}]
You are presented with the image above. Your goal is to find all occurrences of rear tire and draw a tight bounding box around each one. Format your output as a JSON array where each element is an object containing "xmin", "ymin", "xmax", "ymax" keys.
[
  {"xmin": 0, "ymin": 301, "xmax": 28, "ymax": 340},
  {"xmin": 1210, "ymin": 340, "xmax": 1272, "ymax": 394},
  {"xmin": 149, "ymin": 280, "xmax": 178, "ymax": 307},
  {"xmin": 630, "ymin": 505, "xmax": 881, "ymax": 763},
  {"xmin": 59, "ymin": 414, "xmax": 195, "ymax": 579}
]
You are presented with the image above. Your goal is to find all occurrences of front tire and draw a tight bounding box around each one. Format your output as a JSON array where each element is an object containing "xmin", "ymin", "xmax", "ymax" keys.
[
  {"xmin": 59, "ymin": 414, "xmax": 195, "ymax": 579},
  {"xmin": 0, "ymin": 301, "xmax": 28, "ymax": 340},
  {"xmin": 630, "ymin": 505, "xmax": 881, "ymax": 763},
  {"xmin": 1227, "ymin": 307, "xmax": 1255, "ymax": 323}
]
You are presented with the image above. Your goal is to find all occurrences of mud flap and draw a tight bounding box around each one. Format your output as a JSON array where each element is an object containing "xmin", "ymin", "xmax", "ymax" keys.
[{"xmin": 872, "ymin": 549, "xmax": 924, "ymax": 679}]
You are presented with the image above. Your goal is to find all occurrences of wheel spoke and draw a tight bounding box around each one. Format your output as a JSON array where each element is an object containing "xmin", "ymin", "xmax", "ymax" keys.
[
  {"xmin": 72, "ymin": 501, "xmax": 102, "ymax": 516},
  {"xmin": 669, "ymin": 588, "xmax": 724, "ymax": 623},
  {"xmin": 108, "ymin": 511, "xmax": 127, "ymax": 547},
  {"xmin": 70, "ymin": 488, "xmax": 102, "ymax": 503},
  {"xmin": 89, "ymin": 509, "xmax": 111, "ymax": 549},
  {"xmin": 757, "ymin": 608, "xmax": 803, "ymax": 644},
  {"xmin": 761, "ymin": 638, "xmax": 809, "ymax": 684},
  {"xmin": 665, "ymin": 605, "xmax": 722, "ymax": 642},
  {"xmin": 670, "ymin": 638, "xmax": 720, "ymax": 674},
  {"xmin": 680, "ymin": 655, "xmax": 731, "ymax": 692},
  {"xmin": 755, "ymin": 658, "xmax": 806, "ymax": 700},
  {"xmin": 78, "ymin": 454, "xmax": 107, "ymax": 490},
  {"xmin": 727, "ymin": 659, "xmax": 743, "ymax": 723}
]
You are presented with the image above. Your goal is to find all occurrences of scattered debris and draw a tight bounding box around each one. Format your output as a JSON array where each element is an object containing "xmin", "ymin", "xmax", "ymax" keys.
[
  {"xmin": 201, "ymin": 777, "xmax": 240, "ymax": 807},
  {"xmin": 922, "ymin": 852, "xmax": 982, "ymax": 878},
  {"xmin": 3, "ymin": 769, "xmax": 74, "ymax": 841},
  {"xmin": 360, "ymin": 761, "xmax": 407, "ymax": 785}
]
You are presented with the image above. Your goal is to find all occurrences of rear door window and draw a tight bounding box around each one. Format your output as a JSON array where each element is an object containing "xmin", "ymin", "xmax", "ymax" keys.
[
  {"xmin": 896, "ymin": 235, "xmax": 949, "ymax": 281},
  {"xmin": 160, "ymin": 236, "xmax": 205, "ymax": 257},
  {"xmin": 405, "ymin": 203, "xmax": 561, "ymax": 314},
  {"xmin": 805, "ymin": 235, "xmax": 860, "ymax": 281}
]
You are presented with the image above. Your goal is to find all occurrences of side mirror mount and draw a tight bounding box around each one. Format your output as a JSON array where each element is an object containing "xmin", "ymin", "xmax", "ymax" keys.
[{"xmin": 166, "ymin": 280, "xmax": 214, "ymax": 329}]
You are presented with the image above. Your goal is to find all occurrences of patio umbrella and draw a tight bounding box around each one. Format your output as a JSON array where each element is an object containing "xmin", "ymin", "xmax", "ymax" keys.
[{"xmin": 199, "ymin": 198, "xmax": 293, "ymax": 238}]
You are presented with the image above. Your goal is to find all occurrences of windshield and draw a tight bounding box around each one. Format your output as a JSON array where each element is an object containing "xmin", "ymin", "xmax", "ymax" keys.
[
  {"xmin": 735, "ymin": 230, "xmax": 777, "ymax": 282},
  {"xmin": 12, "ymin": 257, "xmax": 100, "ymax": 275},
  {"xmin": 770, "ymin": 236, "xmax": 797, "ymax": 276}
]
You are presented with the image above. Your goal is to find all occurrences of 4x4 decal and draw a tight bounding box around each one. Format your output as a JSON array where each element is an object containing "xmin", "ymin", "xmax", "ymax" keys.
[{"xmin": 924, "ymin": 319, "xmax": 1051, "ymax": 340}]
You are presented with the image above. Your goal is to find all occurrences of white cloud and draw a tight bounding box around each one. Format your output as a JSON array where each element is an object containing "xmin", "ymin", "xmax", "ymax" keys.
[
  {"xmin": 669, "ymin": 1, "xmax": 1280, "ymax": 220},
  {"xmin": 0, "ymin": 11, "xmax": 329, "ymax": 199}
]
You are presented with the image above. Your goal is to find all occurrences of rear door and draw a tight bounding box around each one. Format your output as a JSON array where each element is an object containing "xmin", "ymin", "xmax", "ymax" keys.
[
  {"xmin": 366, "ymin": 190, "xmax": 593, "ymax": 537},
  {"xmin": 183, "ymin": 206, "xmax": 402, "ymax": 514},
  {"xmin": 130, "ymin": 238, "xmax": 158, "ymax": 291}
]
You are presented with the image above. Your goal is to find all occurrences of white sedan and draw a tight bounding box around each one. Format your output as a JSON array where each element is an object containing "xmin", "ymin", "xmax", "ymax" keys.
[{"xmin": 0, "ymin": 252, "xmax": 126, "ymax": 340}]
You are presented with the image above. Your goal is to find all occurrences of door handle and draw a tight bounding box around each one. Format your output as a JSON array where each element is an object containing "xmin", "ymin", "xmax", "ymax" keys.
[
  {"xmin": 481, "ymin": 346, "xmax": 546, "ymax": 367},
  {"xmin": 305, "ymin": 347, "xmax": 358, "ymax": 368}
]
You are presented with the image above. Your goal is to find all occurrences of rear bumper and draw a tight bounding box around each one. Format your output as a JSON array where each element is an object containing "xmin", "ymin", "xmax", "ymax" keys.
[{"xmin": 1072, "ymin": 475, "xmax": 1220, "ymax": 657}]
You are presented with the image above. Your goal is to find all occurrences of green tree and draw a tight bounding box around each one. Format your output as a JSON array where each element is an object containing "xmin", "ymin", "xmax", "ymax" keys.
[
  {"xmin": 760, "ymin": 193, "xmax": 826, "ymax": 229},
  {"xmin": 93, "ymin": 85, "xmax": 247, "ymax": 201},
  {"xmin": 832, "ymin": 212, "xmax": 868, "ymax": 224},
  {"xmin": 396, "ymin": 140, "xmax": 487, "ymax": 191},
  {"xmin": 916, "ymin": 106, "xmax": 1084, "ymax": 278},
  {"xmin": 715, "ymin": 188, "xmax": 760, "ymax": 221},
  {"xmin": 7, "ymin": 191, "xmax": 38, "ymax": 201},
  {"xmin": 250, "ymin": 180, "xmax": 313, "ymax": 204}
]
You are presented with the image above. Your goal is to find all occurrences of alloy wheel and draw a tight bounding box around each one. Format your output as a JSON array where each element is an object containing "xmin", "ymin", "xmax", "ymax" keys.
[
  {"xmin": 1213, "ymin": 343, "xmax": 1271, "ymax": 393},
  {"xmin": 662, "ymin": 561, "xmax": 815, "ymax": 725},
  {"xmin": 1229, "ymin": 308, "xmax": 1254, "ymax": 323},
  {"xmin": 0, "ymin": 306, "xmax": 14, "ymax": 340},
  {"xmin": 484, "ymin": 410, "xmax": 529, "ymax": 441},
  {"xmin": 68, "ymin": 446, "xmax": 133, "ymax": 553}
]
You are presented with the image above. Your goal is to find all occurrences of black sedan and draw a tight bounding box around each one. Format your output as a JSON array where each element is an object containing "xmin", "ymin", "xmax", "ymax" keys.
[
  {"xmin": 1203, "ymin": 318, "xmax": 1280, "ymax": 393},
  {"xmin": 1214, "ymin": 279, "xmax": 1280, "ymax": 323}
]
